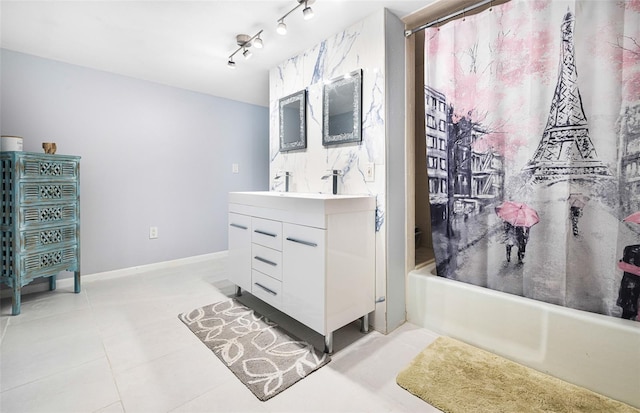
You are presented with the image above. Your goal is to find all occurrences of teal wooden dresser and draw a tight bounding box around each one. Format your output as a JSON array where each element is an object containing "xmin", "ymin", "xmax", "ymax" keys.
[{"xmin": 1, "ymin": 152, "xmax": 81, "ymax": 315}]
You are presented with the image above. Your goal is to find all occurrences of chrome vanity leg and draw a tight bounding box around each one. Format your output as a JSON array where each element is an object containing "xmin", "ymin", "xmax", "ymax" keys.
[
  {"xmin": 324, "ymin": 332, "xmax": 333, "ymax": 354},
  {"xmin": 235, "ymin": 286, "xmax": 242, "ymax": 297},
  {"xmin": 360, "ymin": 313, "xmax": 369, "ymax": 333}
]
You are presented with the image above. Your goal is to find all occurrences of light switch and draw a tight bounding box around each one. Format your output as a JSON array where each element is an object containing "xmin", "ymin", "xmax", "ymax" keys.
[{"xmin": 232, "ymin": 163, "xmax": 239, "ymax": 174}]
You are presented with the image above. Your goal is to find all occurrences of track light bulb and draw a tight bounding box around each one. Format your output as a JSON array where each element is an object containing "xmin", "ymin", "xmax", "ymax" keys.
[
  {"xmin": 277, "ymin": 21, "xmax": 287, "ymax": 35},
  {"xmin": 253, "ymin": 36, "xmax": 263, "ymax": 49},
  {"xmin": 243, "ymin": 48, "xmax": 252, "ymax": 59},
  {"xmin": 303, "ymin": 3, "xmax": 314, "ymax": 20}
]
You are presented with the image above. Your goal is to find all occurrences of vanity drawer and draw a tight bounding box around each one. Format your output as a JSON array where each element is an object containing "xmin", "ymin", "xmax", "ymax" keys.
[
  {"xmin": 252, "ymin": 269, "xmax": 282, "ymax": 309},
  {"xmin": 252, "ymin": 244, "xmax": 282, "ymax": 281},
  {"xmin": 251, "ymin": 217, "xmax": 282, "ymax": 251}
]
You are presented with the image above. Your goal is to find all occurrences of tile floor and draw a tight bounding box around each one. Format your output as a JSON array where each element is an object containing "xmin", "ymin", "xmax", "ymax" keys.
[{"xmin": 0, "ymin": 256, "xmax": 442, "ymax": 413}]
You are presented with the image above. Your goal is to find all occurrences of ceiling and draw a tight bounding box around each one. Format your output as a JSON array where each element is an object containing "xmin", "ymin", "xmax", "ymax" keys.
[{"xmin": 0, "ymin": 0, "xmax": 433, "ymax": 107}]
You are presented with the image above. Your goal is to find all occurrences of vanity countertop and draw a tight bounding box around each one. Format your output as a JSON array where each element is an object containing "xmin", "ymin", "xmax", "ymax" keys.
[{"xmin": 228, "ymin": 191, "xmax": 376, "ymax": 228}]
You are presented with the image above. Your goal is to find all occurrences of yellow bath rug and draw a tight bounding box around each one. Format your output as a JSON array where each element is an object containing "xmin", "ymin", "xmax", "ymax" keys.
[{"xmin": 396, "ymin": 336, "xmax": 639, "ymax": 413}]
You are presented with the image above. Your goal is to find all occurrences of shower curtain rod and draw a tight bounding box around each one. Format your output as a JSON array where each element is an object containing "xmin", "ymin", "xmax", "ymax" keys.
[{"xmin": 404, "ymin": 0, "xmax": 495, "ymax": 37}]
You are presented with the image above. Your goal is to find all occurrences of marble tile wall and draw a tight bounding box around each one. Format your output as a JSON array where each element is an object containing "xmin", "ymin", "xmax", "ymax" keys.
[{"xmin": 269, "ymin": 10, "xmax": 389, "ymax": 331}]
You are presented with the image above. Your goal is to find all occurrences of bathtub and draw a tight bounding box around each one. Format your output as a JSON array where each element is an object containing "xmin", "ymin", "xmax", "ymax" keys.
[{"xmin": 407, "ymin": 261, "xmax": 640, "ymax": 408}]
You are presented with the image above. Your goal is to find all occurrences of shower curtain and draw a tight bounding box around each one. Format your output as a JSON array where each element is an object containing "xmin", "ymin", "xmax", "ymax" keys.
[{"xmin": 424, "ymin": 0, "xmax": 640, "ymax": 321}]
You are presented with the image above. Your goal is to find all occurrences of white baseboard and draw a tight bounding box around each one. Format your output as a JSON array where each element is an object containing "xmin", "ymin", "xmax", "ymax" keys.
[{"xmin": 0, "ymin": 251, "xmax": 228, "ymax": 298}]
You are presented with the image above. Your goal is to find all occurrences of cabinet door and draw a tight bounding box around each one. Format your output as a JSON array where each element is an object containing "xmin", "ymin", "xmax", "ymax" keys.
[
  {"xmin": 282, "ymin": 223, "xmax": 326, "ymax": 334},
  {"xmin": 228, "ymin": 213, "xmax": 252, "ymax": 291}
]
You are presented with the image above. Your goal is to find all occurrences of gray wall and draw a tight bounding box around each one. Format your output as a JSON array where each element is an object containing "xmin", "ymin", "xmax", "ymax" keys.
[{"xmin": 1, "ymin": 49, "xmax": 269, "ymax": 275}]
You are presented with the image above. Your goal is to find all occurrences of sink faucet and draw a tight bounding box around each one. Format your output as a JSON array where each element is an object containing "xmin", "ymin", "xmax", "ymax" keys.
[
  {"xmin": 274, "ymin": 171, "xmax": 291, "ymax": 192},
  {"xmin": 321, "ymin": 169, "xmax": 343, "ymax": 195}
]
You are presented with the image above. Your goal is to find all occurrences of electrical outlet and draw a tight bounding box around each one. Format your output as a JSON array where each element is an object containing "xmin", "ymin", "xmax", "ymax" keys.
[
  {"xmin": 232, "ymin": 163, "xmax": 239, "ymax": 174},
  {"xmin": 364, "ymin": 163, "xmax": 375, "ymax": 182},
  {"xmin": 149, "ymin": 226, "xmax": 158, "ymax": 239}
]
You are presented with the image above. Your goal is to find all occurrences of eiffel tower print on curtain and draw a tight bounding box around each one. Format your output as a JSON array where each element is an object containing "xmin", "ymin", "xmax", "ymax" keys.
[{"xmin": 523, "ymin": 9, "xmax": 611, "ymax": 182}]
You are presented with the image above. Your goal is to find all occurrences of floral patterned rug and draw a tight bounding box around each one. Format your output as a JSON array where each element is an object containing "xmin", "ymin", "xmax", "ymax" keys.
[{"xmin": 178, "ymin": 298, "xmax": 330, "ymax": 401}]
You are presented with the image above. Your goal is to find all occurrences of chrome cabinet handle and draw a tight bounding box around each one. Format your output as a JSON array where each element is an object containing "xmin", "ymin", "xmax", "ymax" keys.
[
  {"xmin": 254, "ymin": 282, "xmax": 277, "ymax": 296},
  {"xmin": 286, "ymin": 237, "xmax": 317, "ymax": 247},
  {"xmin": 254, "ymin": 229, "xmax": 277, "ymax": 238},
  {"xmin": 230, "ymin": 223, "xmax": 248, "ymax": 230},
  {"xmin": 254, "ymin": 256, "xmax": 277, "ymax": 266}
]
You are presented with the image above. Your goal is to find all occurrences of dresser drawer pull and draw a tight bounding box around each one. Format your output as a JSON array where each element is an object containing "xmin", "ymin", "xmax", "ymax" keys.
[
  {"xmin": 254, "ymin": 256, "xmax": 277, "ymax": 266},
  {"xmin": 254, "ymin": 229, "xmax": 277, "ymax": 238},
  {"xmin": 254, "ymin": 282, "xmax": 278, "ymax": 296},
  {"xmin": 230, "ymin": 223, "xmax": 248, "ymax": 230},
  {"xmin": 286, "ymin": 237, "xmax": 318, "ymax": 247}
]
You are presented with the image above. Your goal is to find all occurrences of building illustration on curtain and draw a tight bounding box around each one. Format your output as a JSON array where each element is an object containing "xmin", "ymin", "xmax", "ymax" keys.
[
  {"xmin": 424, "ymin": 0, "xmax": 640, "ymax": 323},
  {"xmin": 523, "ymin": 10, "xmax": 611, "ymax": 182},
  {"xmin": 620, "ymin": 104, "xmax": 640, "ymax": 217}
]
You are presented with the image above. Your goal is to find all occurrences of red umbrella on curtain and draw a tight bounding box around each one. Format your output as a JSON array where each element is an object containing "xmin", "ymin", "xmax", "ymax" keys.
[
  {"xmin": 495, "ymin": 201, "xmax": 540, "ymax": 228},
  {"xmin": 623, "ymin": 212, "xmax": 640, "ymax": 224}
]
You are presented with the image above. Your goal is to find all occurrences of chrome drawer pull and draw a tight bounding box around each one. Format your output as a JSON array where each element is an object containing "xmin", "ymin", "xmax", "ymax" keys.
[
  {"xmin": 230, "ymin": 223, "xmax": 248, "ymax": 230},
  {"xmin": 254, "ymin": 256, "xmax": 277, "ymax": 266},
  {"xmin": 254, "ymin": 229, "xmax": 277, "ymax": 238},
  {"xmin": 254, "ymin": 282, "xmax": 277, "ymax": 296},
  {"xmin": 286, "ymin": 237, "xmax": 317, "ymax": 247}
]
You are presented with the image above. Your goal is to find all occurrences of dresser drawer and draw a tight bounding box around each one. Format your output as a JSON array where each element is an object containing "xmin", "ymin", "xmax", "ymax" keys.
[
  {"xmin": 19, "ymin": 203, "xmax": 78, "ymax": 228},
  {"xmin": 19, "ymin": 182, "xmax": 78, "ymax": 204},
  {"xmin": 20, "ymin": 245, "xmax": 79, "ymax": 282},
  {"xmin": 251, "ymin": 217, "xmax": 282, "ymax": 250},
  {"xmin": 252, "ymin": 244, "xmax": 282, "ymax": 281},
  {"xmin": 20, "ymin": 224, "xmax": 78, "ymax": 252},
  {"xmin": 18, "ymin": 156, "xmax": 79, "ymax": 181},
  {"xmin": 252, "ymin": 269, "xmax": 282, "ymax": 309}
]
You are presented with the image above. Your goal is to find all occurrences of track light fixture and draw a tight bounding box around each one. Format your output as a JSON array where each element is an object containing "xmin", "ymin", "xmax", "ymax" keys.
[
  {"xmin": 253, "ymin": 34, "xmax": 263, "ymax": 49},
  {"xmin": 224, "ymin": 0, "xmax": 316, "ymax": 66},
  {"xmin": 303, "ymin": 2, "xmax": 314, "ymax": 20},
  {"xmin": 277, "ymin": 20, "xmax": 287, "ymax": 35},
  {"xmin": 227, "ymin": 30, "xmax": 262, "ymax": 68},
  {"xmin": 276, "ymin": 0, "xmax": 314, "ymax": 35}
]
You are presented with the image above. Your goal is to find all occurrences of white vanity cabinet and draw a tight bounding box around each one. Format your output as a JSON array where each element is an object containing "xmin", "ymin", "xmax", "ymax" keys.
[{"xmin": 227, "ymin": 191, "xmax": 376, "ymax": 353}]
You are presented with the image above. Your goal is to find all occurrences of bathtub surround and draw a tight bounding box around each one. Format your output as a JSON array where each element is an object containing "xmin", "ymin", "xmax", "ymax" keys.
[
  {"xmin": 396, "ymin": 336, "xmax": 640, "ymax": 413},
  {"xmin": 269, "ymin": 9, "xmax": 406, "ymax": 333},
  {"xmin": 407, "ymin": 263, "xmax": 640, "ymax": 408}
]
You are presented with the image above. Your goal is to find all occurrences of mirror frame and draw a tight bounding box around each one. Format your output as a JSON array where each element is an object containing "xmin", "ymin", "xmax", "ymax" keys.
[
  {"xmin": 279, "ymin": 89, "xmax": 307, "ymax": 152},
  {"xmin": 322, "ymin": 69, "xmax": 362, "ymax": 146}
]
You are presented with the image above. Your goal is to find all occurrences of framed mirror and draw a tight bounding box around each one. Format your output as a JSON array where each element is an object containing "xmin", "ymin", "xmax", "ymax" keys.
[
  {"xmin": 279, "ymin": 89, "xmax": 307, "ymax": 152},
  {"xmin": 322, "ymin": 69, "xmax": 362, "ymax": 146}
]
